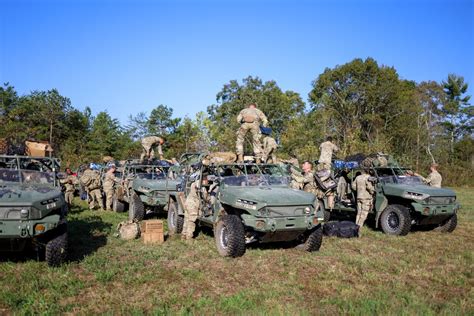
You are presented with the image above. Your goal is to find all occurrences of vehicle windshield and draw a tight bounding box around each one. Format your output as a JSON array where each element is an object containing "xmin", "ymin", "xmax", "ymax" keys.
[
  {"xmin": 0, "ymin": 168, "xmax": 55, "ymax": 184},
  {"xmin": 130, "ymin": 167, "xmax": 167, "ymax": 180},
  {"xmin": 379, "ymin": 175, "xmax": 424, "ymax": 185},
  {"xmin": 219, "ymin": 164, "xmax": 290, "ymax": 187}
]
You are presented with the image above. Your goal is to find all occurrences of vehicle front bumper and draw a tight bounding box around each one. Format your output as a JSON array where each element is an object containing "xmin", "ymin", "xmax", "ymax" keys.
[{"xmin": 240, "ymin": 214, "xmax": 322, "ymax": 233}]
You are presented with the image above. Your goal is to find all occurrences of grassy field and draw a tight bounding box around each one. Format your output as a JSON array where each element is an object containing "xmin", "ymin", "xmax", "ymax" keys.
[{"xmin": 1, "ymin": 188, "xmax": 473, "ymax": 315}]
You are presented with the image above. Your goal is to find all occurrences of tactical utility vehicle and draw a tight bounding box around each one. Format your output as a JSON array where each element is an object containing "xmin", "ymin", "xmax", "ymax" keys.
[
  {"xmin": 322, "ymin": 156, "xmax": 460, "ymax": 236},
  {"xmin": 0, "ymin": 155, "xmax": 68, "ymax": 266},
  {"xmin": 167, "ymin": 161, "xmax": 324, "ymax": 257},
  {"xmin": 113, "ymin": 160, "xmax": 174, "ymax": 221}
]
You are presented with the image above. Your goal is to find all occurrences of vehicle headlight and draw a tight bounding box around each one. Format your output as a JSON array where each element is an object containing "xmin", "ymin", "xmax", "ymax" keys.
[
  {"xmin": 402, "ymin": 191, "xmax": 430, "ymax": 201},
  {"xmin": 20, "ymin": 208, "xmax": 29, "ymax": 218},
  {"xmin": 304, "ymin": 207, "xmax": 311, "ymax": 214}
]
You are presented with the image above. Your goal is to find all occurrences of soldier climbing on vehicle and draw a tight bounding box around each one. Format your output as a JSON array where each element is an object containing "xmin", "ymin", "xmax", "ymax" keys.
[
  {"xmin": 140, "ymin": 136, "xmax": 165, "ymax": 162},
  {"xmin": 318, "ymin": 136, "xmax": 339, "ymax": 171},
  {"xmin": 261, "ymin": 127, "xmax": 277, "ymax": 163}
]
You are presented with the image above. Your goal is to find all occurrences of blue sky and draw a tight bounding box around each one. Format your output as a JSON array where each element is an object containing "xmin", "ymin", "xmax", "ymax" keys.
[{"xmin": 1, "ymin": 0, "xmax": 473, "ymax": 123}]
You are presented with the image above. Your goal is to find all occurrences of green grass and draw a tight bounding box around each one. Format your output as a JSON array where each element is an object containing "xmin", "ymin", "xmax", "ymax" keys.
[{"xmin": 1, "ymin": 188, "xmax": 473, "ymax": 315}]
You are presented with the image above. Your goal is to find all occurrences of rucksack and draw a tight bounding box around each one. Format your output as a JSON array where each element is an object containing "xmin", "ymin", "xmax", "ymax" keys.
[
  {"xmin": 323, "ymin": 221, "xmax": 359, "ymax": 238},
  {"xmin": 314, "ymin": 170, "xmax": 337, "ymax": 191},
  {"xmin": 117, "ymin": 220, "xmax": 140, "ymax": 240}
]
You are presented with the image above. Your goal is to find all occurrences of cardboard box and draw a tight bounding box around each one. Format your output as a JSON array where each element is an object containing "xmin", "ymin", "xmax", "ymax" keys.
[
  {"xmin": 142, "ymin": 231, "xmax": 164, "ymax": 245},
  {"xmin": 141, "ymin": 220, "xmax": 163, "ymax": 234}
]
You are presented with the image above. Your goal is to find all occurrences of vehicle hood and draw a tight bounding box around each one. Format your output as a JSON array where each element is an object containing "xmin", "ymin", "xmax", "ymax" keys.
[
  {"xmin": 132, "ymin": 178, "xmax": 167, "ymax": 191},
  {"xmin": 221, "ymin": 186, "xmax": 315, "ymax": 206},
  {"xmin": 383, "ymin": 183, "xmax": 456, "ymax": 197},
  {"xmin": 0, "ymin": 183, "xmax": 62, "ymax": 206}
]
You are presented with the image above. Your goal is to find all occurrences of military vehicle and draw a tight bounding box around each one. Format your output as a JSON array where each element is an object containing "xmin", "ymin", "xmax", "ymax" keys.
[
  {"xmin": 0, "ymin": 155, "xmax": 68, "ymax": 266},
  {"xmin": 321, "ymin": 155, "xmax": 460, "ymax": 236},
  {"xmin": 167, "ymin": 161, "xmax": 324, "ymax": 257},
  {"xmin": 113, "ymin": 160, "xmax": 174, "ymax": 221}
]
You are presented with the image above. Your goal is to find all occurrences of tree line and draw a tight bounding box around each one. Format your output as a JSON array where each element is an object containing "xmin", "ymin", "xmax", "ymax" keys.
[{"xmin": 1, "ymin": 57, "xmax": 472, "ymax": 185}]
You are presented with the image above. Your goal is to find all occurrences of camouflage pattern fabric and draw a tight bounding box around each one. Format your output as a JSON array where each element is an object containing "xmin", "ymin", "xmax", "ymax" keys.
[
  {"xmin": 318, "ymin": 141, "xmax": 339, "ymax": 166},
  {"xmin": 182, "ymin": 181, "xmax": 200, "ymax": 239},
  {"xmin": 236, "ymin": 123, "xmax": 263, "ymax": 158},
  {"xmin": 262, "ymin": 136, "xmax": 277, "ymax": 163}
]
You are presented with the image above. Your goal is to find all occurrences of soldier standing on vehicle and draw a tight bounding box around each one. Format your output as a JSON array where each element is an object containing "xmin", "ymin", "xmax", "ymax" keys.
[
  {"xmin": 60, "ymin": 168, "xmax": 77, "ymax": 208},
  {"xmin": 182, "ymin": 169, "xmax": 201, "ymax": 240},
  {"xmin": 261, "ymin": 128, "xmax": 278, "ymax": 163},
  {"xmin": 103, "ymin": 164, "xmax": 119, "ymax": 211},
  {"xmin": 415, "ymin": 163, "xmax": 442, "ymax": 188},
  {"xmin": 236, "ymin": 103, "xmax": 268, "ymax": 162},
  {"xmin": 351, "ymin": 169, "xmax": 375, "ymax": 232},
  {"xmin": 140, "ymin": 136, "xmax": 165, "ymax": 162},
  {"xmin": 318, "ymin": 136, "xmax": 339, "ymax": 171}
]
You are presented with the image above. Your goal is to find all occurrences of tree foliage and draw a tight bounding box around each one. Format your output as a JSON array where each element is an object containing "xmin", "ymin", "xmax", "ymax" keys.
[{"xmin": 1, "ymin": 58, "xmax": 472, "ymax": 185}]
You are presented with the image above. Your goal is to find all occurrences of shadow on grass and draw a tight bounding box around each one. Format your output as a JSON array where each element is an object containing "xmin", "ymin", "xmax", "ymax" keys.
[{"xmin": 67, "ymin": 215, "xmax": 112, "ymax": 262}]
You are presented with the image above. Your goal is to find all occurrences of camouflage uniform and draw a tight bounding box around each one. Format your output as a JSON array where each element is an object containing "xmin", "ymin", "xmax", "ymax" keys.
[
  {"xmin": 419, "ymin": 171, "xmax": 442, "ymax": 188},
  {"xmin": 318, "ymin": 141, "xmax": 339, "ymax": 170},
  {"xmin": 140, "ymin": 136, "xmax": 164, "ymax": 161},
  {"xmin": 182, "ymin": 179, "xmax": 200, "ymax": 239},
  {"xmin": 291, "ymin": 170, "xmax": 317, "ymax": 195},
  {"xmin": 103, "ymin": 169, "xmax": 118, "ymax": 211},
  {"xmin": 262, "ymin": 135, "xmax": 277, "ymax": 163},
  {"xmin": 60, "ymin": 175, "xmax": 76, "ymax": 206},
  {"xmin": 83, "ymin": 169, "xmax": 104, "ymax": 210},
  {"xmin": 236, "ymin": 107, "xmax": 268, "ymax": 160},
  {"xmin": 352, "ymin": 173, "xmax": 375, "ymax": 227}
]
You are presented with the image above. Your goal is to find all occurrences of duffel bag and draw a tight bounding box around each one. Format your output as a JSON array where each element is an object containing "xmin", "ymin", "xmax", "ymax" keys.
[{"xmin": 337, "ymin": 221, "xmax": 359, "ymax": 238}]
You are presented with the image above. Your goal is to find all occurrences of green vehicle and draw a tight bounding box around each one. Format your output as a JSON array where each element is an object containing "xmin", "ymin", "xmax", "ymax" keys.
[
  {"xmin": 0, "ymin": 155, "xmax": 68, "ymax": 266},
  {"xmin": 113, "ymin": 160, "xmax": 174, "ymax": 221},
  {"xmin": 322, "ymin": 157, "xmax": 460, "ymax": 236},
  {"xmin": 167, "ymin": 161, "xmax": 324, "ymax": 257}
]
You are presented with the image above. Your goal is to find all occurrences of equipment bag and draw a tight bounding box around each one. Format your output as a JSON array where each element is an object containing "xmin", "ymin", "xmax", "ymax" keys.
[
  {"xmin": 315, "ymin": 170, "xmax": 337, "ymax": 191},
  {"xmin": 338, "ymin": 221, "xmax": 360, "ymax": 238},
  {"xmin": 323, "ymin": 221, "xmax": 359, "ymax": 238},
  {"xmin": 117, "ymin": 220, "xmax": 140, "ymax": 240}
]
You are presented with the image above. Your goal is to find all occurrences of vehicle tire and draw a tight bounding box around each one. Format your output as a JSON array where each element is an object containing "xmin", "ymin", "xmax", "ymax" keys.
[
  {"xmin": 304, "ymin": 224, "xmax": 323, "ymax": 252},
  {"xmin": 45, "ymin": 232, "xmax": 68, "ymax": 267},
  {"xmin": 215, "ymin": 214, "xmax": 246, "ymax": 258},
  {"xmin": 112, "ymin": 194, "xmax": 125, "ymax": 213},
  {"xmin": 380, "ymin": 204, "xmax": 411, "ymax": 236},
  {"xmin": 167, "ymin": 201, "xmax": 184, "ymax": 235},
  {"xmin": 129, "ymin": 193, "xmax": 145, "ymax": 221},
  {"xmin": 435, "ymin": 213, "xmax": 457, "ymax": 233}
]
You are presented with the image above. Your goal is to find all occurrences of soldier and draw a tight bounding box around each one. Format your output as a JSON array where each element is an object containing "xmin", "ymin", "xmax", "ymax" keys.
[
  {"xmin": 81, "ymin": 165, "xmax": 104, "ymax": 211},
  {"xmin": 103, "ymin": 164, "xmax": 119, "ymax": 211},
  {"xmin": 318, "ymin": 136, "xmax": 339, "ymax": 171},
  {"xmin": 60, "ymin": 168, "xmax": 77, "ymax": 208},
  {"xmin": 140, "ymin": 136, "xmax": 165, "ymax": 162},
  {"xmin": 182, "ymin": 169, "xmax": 201, "ymax": 240},
  {"xmin": 236, "ymin": 103, "xmax": 268, "ymax": 162},
  {"xmin": 261, "ymin": 128, "xmax": 278, "ymax": 163},
  {"xmin": 415, "ymin": 163, "xmax": 442, "ymax": 188},
  {"xmin": 351, "ymin": 169, "xmax": 375, "ymax": 232},
  {"xmin": 291, "ymin": 161, "xmax": 318, "ymax": 195}
]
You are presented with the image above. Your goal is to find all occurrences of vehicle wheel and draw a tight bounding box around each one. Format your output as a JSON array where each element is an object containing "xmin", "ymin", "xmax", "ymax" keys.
[
  {"xmin": 304, "ymin": 224, "xmax": 323, "ymax": 252},
  {"xmin": 435, "ymin": 213, "xmax": 457, "ymax": 233},
  {"xmin": 112, "ymin": 194, "xmax": 125, "ymax": 213},
  {"xmin": 380, "ymin": 204, "xmax": 411, "ymax": 236},
  {"xmin": 215, "ymin": 214, "xmax": 246, "ymax": 258},
  {"xmin": 45, "ymin": 232, "xmax": 68, "ymax": 267},
  {"xmin": 167, "ymin": 201, "xmax": 184, "ymax": 235},
  {"xmin": 129, "ymin": 193, "xmax": 145, "ymax": 221}
]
